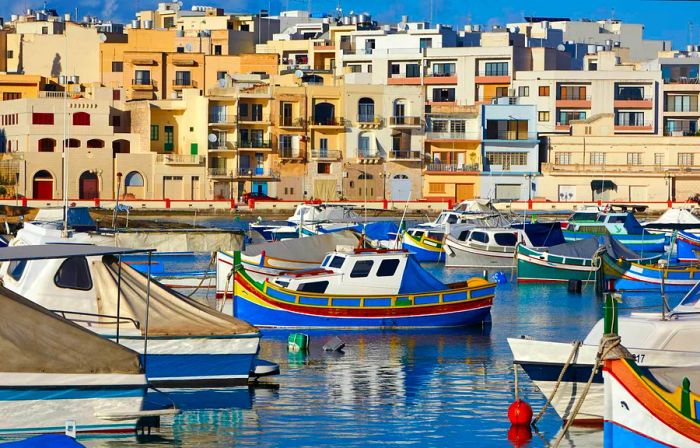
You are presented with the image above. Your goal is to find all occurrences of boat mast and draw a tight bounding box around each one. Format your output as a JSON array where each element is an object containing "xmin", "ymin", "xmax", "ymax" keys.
[{"xmin": 61, "ymin": 27, "xmax": 69, "ymax": 238}]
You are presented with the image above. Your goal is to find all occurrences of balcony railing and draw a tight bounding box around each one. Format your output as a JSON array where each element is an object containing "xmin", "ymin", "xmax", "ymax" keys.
[
  {"xmin": 389, "ymin": 150, "xmax": 422, "ymax": 160},
  {"xmin": 616, "ymin": 95, "xmax": 651, "ymax": 101},
  {"xmin": 664, "ymin": 104, "xmax": 699, "ymax": 113},
  {"xmin": 426, "ymin": 163, "xmax": 480, "ymax": 172},
  {"xmin": 209, "ymin": 115, "xmax": 237, "ymax": 125},
  {"xmin": 357, "ymin": 148, "xmax": 381, "ymax": 159},
  {"xmin": 238, "ymin": 139, "xmax": 272, "ymax": 149},
  {"xmin": 279, "ymin": 117, "xmax": 306, "ymax": 127},
  {"xmin": 172, "ymin": 79, "xmax": 197, "ymax": 88},
  {"xmin": 665, "ymin": 77, "xmax": 700, "ymax": 84},
  {"xmin": 356, "ymin": 115, "xmax": 383, "ymax": 125},
  {"xmin": 614, "ymin": 121, "xmax": 653, "ymax": 128},
  {"xmin": 310, "ymin": 149, "xmax": 341, "ymax": 160},
  {"xmin": 544, "ymin": 162, "xmax": 700, "ymax": 174},
  {"xmin": 131, "ymin": 79, "xmax": 156, "ymax": 88},
  {"xmin": 208, "ymin": 142, "xmax": 235, "ymax": 151},
  {"xmin": 279, "ymin": 148, "xmax": 303, "ymax": 159},
  {"xmin": 157, "ymin": 154, "xmax": 203, "ymax": 165},
  {"xmin": 484, "ymin": 131, "xmax": 538, "ymax": 141},
  {"xmin": 238, "ymin": 84, "xmax": 271, "ymax": 97},
  {"xmin": 389, "ymin": 116, "xmax": 421, "ymax": 126},
  {"xmin": 425, "ymin": 131, "xmax": 480, "ymax": 140},
  {"xmin": 310, "ymin": 117, "xmax": 345, "ymax": 126},
  {"xmin": 208, "ymin": 167, "xmax": 230, "ymax": 177},
  {"xmin": 238, "ymin": 115, "xmax": 270, "ymax": 123},
  {"xmin": 236, "ymin": 168, "xmax": 280, "ymax": 179},
  {"xmin": 556, "ymin": 92, "xmax": 591, "ymax": 101},
  {"xmin": 664, "ymin": 129, "xmax": 699, "ymax": 136},
  {"xmin": 388, "ymin": 73, "xmax": 422, "ymax": 79}
]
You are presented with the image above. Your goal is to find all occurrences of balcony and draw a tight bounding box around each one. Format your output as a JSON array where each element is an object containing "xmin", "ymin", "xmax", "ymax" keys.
[
  {"xmin": 238, "ymin": 84, "xmax": 272, "ymax": 98},
  {"xmin": 614, "ymin": 97, "xmax": 653, "ymax": 109},
  {"xmin": 425, "ymin": 131, "xmax": 481, "ymax": 142},
  {"xmin": 172, "ymin": 79, "xmax": 198, "ymax": 90},
  {"xmin": 664, "ymin": 104, "xmax": 699, "ymax": 114},
  {"xmin": 555, "ymin": 122, "xmax": 573, "ymax": 131},
  {"xmin": 556, "ymin": 93, "xmax": 591, "ymax": 109},
  {"xmin": 131, "ymin": 79, "xmax": 157, "ymax": 90},
  {"xmin": 387, "ymin": 73, "xmax": 422, "ymax": 85},
  {"xmin": 484, "ymin": 131, "xmax": 538, "ymax": 142},
  {"xmin": 388, "ymin": 150, "xmax": 422, "ymax": 161},
  {"xmin": 614, "ymin": 121, "xmax": 654, "ymax": 132},
  {"xmin": 544, "ymin": 162, "xmax": 700, "ymax": 174},
  {"xmin": 389, "ymin": 116, "xmax": 421, "ymax": 127},
  {"xmin": 208, "ymin": 167, "xmax": 230, "ymax": 177},
  {"xmin": 665, "ymin": 76, "xmax": 700, "ymax": 85},
  {"xmin": 157, "ymin": 154, "xmax": 204, "ymax": 165},
  {"xmin": 355, "ymin": 115, "xmax": 383, "ymax": 128},
  {"xmin": 235, "ymin": 167, "xmax": 280, "ymax": 180},
  {"xmin": 238, "ymin": 139, "xmax": 272, "ymax": 150},
  {"xmin": 313, "ymin": 40, "xmax": 335, "ymax": 51},
  {"xmin": 310, "ymin": 149, "xmax": 341, "ymax": 160},
  {"xmin": 238, "ymin": 116, "xmax": 271, "ymax": 125},
  {"xmin": 356, "ymin": 148, "xmax": 382, "ymax": 163},
  {"xmin": 208, "ymin": 141, "xmax": 236, "ymax": 152},
  {"xmin": 424, "ymin": 73, "xmax": 458, "ymax": 85},
  {"xmin": 279, "ymin": 148, "xmax": 304, "ymax": 160},
  {"xmin": 279, "ymin": 117, "xmax": 306, "ymax": 128},
  {"xmin": 425, "ymin": 163, "xmax": 480, "ymax": 173},
  {"xmin": 208, "ymin": 115, "xmax": 237, "ymax": 126},
  {"xmin": 475, "ymin": 74, "xmax": 510, "ymax": 84},
  {"xmin": 310, "ymin": 117, "xmax": 346, "ymax": 128}
]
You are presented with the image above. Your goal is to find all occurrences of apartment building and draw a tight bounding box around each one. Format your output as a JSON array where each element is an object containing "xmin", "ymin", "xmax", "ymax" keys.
[
  {"xmin": 0, "ymin": 75, "xmax": 54, "ymax": 101},
  {"xmin": 480, "ymin": 99, "xmax": 540, "ymax": 201},
  {"xmin": 541, "ymin": 114, "xmax": 700, "ymax": 202},
  {"xmin": 513, "ymin": 52, "xmax": 660, "ymax": 135},
  {"xmin": 271, "ymin": 85, "xmax": 308, "ymax": 201}
]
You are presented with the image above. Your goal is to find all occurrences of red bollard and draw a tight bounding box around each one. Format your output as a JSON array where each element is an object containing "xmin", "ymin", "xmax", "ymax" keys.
[
  {"xmin": 527, "ymin": 199, "xmax": 533, "ymax": 210},
  {"xmin": 248, "ymin": 198, "xmax": 255, "ymax": 209},
  {"xmin": 21, "ymin": 197, "xmax": 27, "ymax": 207},
  {"xmin": 94, "ymin": 197, "xmax": 100, "ymax": 207},
  {"xmin": 668, "ymin": 199, "xmax": 673, "ymax": 208},
  {"xmin": 230, "ymin": 197, "xmax": 236, "ymax": 209},
  {"xmin": 382, "ymin": 198, "xmax": 388, "ymax": 210},
  {"xmin": 164, "ymin": 198, "xmax": 171, "ymax": 209},
  {"xmin": 447, "ymin": 198, "xmax": 454, "ymax": 209}
]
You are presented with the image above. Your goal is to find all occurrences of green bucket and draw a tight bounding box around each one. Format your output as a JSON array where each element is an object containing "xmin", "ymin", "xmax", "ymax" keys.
[{"xmin": 287, "ymin": 333, "xmax": 309, "ymax": 352}]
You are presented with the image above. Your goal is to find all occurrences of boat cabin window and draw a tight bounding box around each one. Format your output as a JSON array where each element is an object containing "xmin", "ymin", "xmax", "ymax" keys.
[
  {"xmin": 350, "ymin": 260, "xmax": 374, "ymax": 278},
  {"xmin": 377, "ymin": 259, "xmax": 400, "ymax": 277},
  {"xmin": 297, "ymin": 281, "xmax": 329, "ymax": 293},
  {"xmin": 427, "ymin": 232, "xmax": 443, "ymax": 241},
  {"xmin": 328, "ymin": 256, "xmax": 345, "ymax": 269},
  {"xmin": 571, "ymin": 212, "xmax": 597, "ymax": 221},
  {"xmin": 321, "ymin": 255, "xmax": 331, "ymax": 267},
  {"xmin": 7, "ymin": 259, "xmax": 27, "ymax": 281},
  {"xmin": 470, "ymin": 231, "xmax": 489, "ymax": 244},
  {"xmin": 598, "ymin": 215, "xmax": 626, "ymax": 223},
  {"xmin": 54, "ymin": 256, "xmax": 93, "ymax": 291},
  {"xmin": 493, "ymin": 232, "xmax": 518, "ymax": 247},
  {"xmin": 275, "ymin": 280, "xmax": 290, "ymax": 288},
  {"xmin": 457, "ymin": 230, "xmax": 471, "ymax": 241},
  {"xmin": 412, "ymin": 230, "xmax": 425, "ymax": 238}
]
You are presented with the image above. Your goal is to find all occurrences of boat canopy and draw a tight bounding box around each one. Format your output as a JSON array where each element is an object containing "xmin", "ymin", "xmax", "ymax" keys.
[
  {"xmin": 0, "ymin": 285, "xmax": 141, "ymax": 374},
  {"xmin": 319, "ymin": 221, "xmax": 399, "ymax": 241},
  {"xmin": 644, "ymin": 208, "xmax": 700, "ymax": 230},
  {"xmin": 93, "ymin": 256, "xmax": 258, "ymax": 337},
  {"xmin": 453, "ymin": 199, "xmax": 498, "ymax": 213},
  {"xmin": 398, "ymin": 254, "xmax": 447, "ymax": 294},
  {"xmin": 0, "ymin": 244, "xmax": 149, "ymax": 261},
  {"xmin": 243, "ymin": 230, "xmax": 359, "ymax": 262},
  {"xmin": 516, "ymin": 222, "xmax": 566, "ymax": 247},
  {"xmin": 548, "ymin": 235, "xmax": 640, "ymax": 260},
  {"xmin": 34, "ymin": 207, "xmax": 97, "ymax": 232},
  {"xmin": 620, "ymin": 213, "xmax": 646, "ymax": 235}
]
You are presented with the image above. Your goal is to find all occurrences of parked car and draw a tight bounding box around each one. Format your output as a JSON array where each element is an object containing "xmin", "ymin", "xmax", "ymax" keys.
[{"xmin": 242, "ymin": 192, "xmax": 277, "ymax": 202}]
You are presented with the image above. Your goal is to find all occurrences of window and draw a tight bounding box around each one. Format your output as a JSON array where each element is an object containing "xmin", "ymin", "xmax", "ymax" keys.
[
  {"xmin": 431, "ymin": 120, "xmax": 448, "ymax": 132},
  {"xmin": 419, "ymin": 38, "xmax": 432, "ymax": 49},
  {"xmin": 429, "ymin": 183, "xmax": 446, "ymax": 193},
  {"xmin": 32, "ymin": 113, "xmax": 54, "ymax": 125},
  {"xmin": 450, "ymin": 120, "xmax": 466, "ymax": 133},
  {"xmin": 151, "ymin": 125, "xmax": 159, "ymax": 141},
  {"xmin": 6, "ymin": 50, "xmax": 13, "ymax": 59},
  {"xmin": 494, "ymin": 233, "xmax": 518, "ymax": 246},
  {"xmin": 518, "ymin": 86, "xmax": 529, "ymax": 97},
  {"xmin": 42, "ymin": 26, "xmax": 48, "ymax": 34},
  {"xmin": 358, "ymin": 98, "xmax": 374, "ymax": 122},
  {"xmin": 329, "ymin": 256, "xmax": 345, "ymax": 269},
  {"xmin": 134, "ymin": 70, "xmax": 150, "ymax": 85},
  {"xmin": 390, "ymin": 64, "xmax": 400, "ymax": 75},
  {"xmin": 590, "ymin": 152, "xmax": 606, "ymax": 165},
  {"xmin": 627, "ymin": 153, "xmax": 642, "ymax": 165},
  {"xmin": 112, "ymin": 89, "xmax": 121, "ymax": 101},
  {"xmin": 485, "ymin": 120, "xmax": 530, "ymax": 140},
  {"xmin": 655, "ymin": 153, "xmax": 664, "ymax": 166},
  {"xmin": 679, "ymin": 153, "xmax": 694, "ymax": 166},
  {"xmin": 615, "ymin": 112, "xmax": 644, "ymax": 126},
  {"xmin": 539, "ymin": 86, "xmax": 550, "ymax": 96},
  {"xmin": 164, "ymin": 126, "xmax": 174, "ymax": 151},
  {"xmin": 297, "ymin": 281, "xmax": 329, "ymax": 293},
  {"xmin": 350, "ymin": 260, "xmax": 374, "ymax": 278},
  {"xmin": 666, "ymin": 95, "xmax": 698, "ymax": 113},
  {"xmin": 555, "ymin": 152, "xmax": 572, "ymax": 165},
  {"xmin": 214, "ymin": 45, "xmax": 222, "ymax": 55},
  {"xmin": 239, "ymin": 103, "xmax": 249, "ymax": 118},
  {"xmin": 458, "ymin": 230, "xmax": 471, "ymax": 241},
  {"xmin": 558, "ymin": 85, "xmax": 587, "ymax": 100},
  {"xmin": 432, "ymin": 63, "xmax": 455, "ymax": 76},
  {"xmin": 175, "ymin": 71, "xmax": 191, "ymax": 86},
  {"xmin": 176, "ymin": 46, "xmax": 185, "ymax": 53},
  {"xmin": 470, "ymin": 231, "xmax": 489, "ymax": 243},
  {"xmin": 251, "ymin": 104, "xmax": 263, "ymax": 121},
  {"xmin": 616, "ymin": 86, "xmax": 644, "ymax": 101},
  {"xmin": 2, "ymin": 92, "xmax": 21, "ymax": 100},
  {"xmin": 558, "ymin": 111, "xmax": 586, "ymax": 125},
  {"xmin": 279, "ymin": 134, "xmax": 292, "ymax": 150},
  {"xmin": 54, "ymin": 257, "xmax": 92, "ymax": 290},
  {"xmin": 112, "ymin": 61, "xmax": 123, "ymax": 73},
  {"xmin": 486, "ymin": 152, "xmax": 528, "ymax": 170},
  {"xmin": 111, "ymin": 115, "xmax": 121, "ymax": 127},
  {"xmin": 495, "ymin": 87, "xmax": 509, "ymax": 98},
  {"xmin": 73, "ymin": 112, "xmax": 90, "ymax": 126},
  {"xmin": 432, "ymin": 88, "xmax": 455, "ymax": 102},
  {"xmin": 406, "ymin": 63, "xmax": 420, "ymax": 78},
  {"xmin": 7, "ymin": 259, "xmax": 26, "ymax": 281},
  {"xmin": 217, "ymin": 71, "xmax": 227, "ymax": 81},
  {"xmin": 317, "ymin": 162, "xmax": 331, "ymax": 174},
  {"xmin": 484, "ymin": 62, "xmax": 508, "ymax": 76},
  {"xmin": 377, "ymin": 259, "xmax": 400, "ymax": 277},
  {"xmin": 538, "ymin": 111, "xmax": 550, "ymax": 122}
]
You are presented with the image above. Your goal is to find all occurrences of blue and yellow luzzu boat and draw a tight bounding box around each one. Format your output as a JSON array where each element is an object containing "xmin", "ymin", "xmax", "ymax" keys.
[
  {"xmin": 401, "ymin": 229, "xmax": 446, "ymax": 262},
  {"xmin": 601, "ymin": 252, "xmax": 700, "ymax": 292},
  {"xmin": 564, "ymin": 212, "xmax": 666, "ymax": 253},
  {"xmin": 228, "ymin": 249, "xmax": 495, "ymax": 328}
]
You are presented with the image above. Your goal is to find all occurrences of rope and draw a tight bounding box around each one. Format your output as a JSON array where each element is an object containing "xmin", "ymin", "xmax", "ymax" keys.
[
  {"xmin": 186, "ymin": 252, "xmax": 216, "ymax": 299},
  {"xmin": 219, "ymin": 268, "xmax": 234, "ymax": 313},
  {"xmin": 531, "ymin": 340, "xmax": 582, "ymax": 426},
  {"xmin": 552, "ymin": 334, "xmax": 622, "ymax": 448}
]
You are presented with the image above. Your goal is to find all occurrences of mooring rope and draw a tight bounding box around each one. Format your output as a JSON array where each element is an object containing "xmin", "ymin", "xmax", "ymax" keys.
[
  {"xmin": 186, "ymin": 252, "xmax": 217, "ymax": 299},
  {"xmin": 532, "ymin": 340, "xmax": 582, "ymax": 426}
]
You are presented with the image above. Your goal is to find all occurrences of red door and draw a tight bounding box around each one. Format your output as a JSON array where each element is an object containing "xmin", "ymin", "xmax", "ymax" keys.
[
  {"xmin": 80, "ymin": 177, "xmax": 99, "ymax": 200},
  {"xmin": 33, "ymin": 180, "xmax": 53, "ymax": 199}
]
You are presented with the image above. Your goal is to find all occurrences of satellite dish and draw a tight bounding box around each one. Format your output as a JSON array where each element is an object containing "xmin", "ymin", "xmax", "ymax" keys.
[
  {"xmin": 208, "ymin": 133, "xmax": 218, "ymax": 143},
  {"xmin": 217, "ymin": 78, "xmax": 227, "ymax": 88},
  {"xmin": 185, "ymin": 43, "xmax": 193, "ymax": 52},
  {"xmin": 98, "ymin": 33, "xmax": 107, "ymax": 42},
  {"xmin": 294, "ymin": 69, "xmax": 304, "ymax": 78},
  {"xmin": 557, "ymin": 44, "xmax": 566, "ymax": 51}
]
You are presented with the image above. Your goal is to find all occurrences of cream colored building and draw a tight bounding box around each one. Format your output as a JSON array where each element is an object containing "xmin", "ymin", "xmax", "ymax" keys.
[{"xmin": 541, "ymin": 114, "xmax": 700, "ymax": 202}]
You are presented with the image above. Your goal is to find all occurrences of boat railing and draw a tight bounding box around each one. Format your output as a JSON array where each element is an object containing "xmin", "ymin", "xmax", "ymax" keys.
[{"xmin": 51, "ymin": 309, "xmax": 141, "ymax": 329}]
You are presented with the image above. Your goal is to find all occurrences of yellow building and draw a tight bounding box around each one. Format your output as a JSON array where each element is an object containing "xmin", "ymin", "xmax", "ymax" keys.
[
  {"xmin": 203, "ymin": 54, "xmax": 278, "ymax": 92},
  {"xmin": 271, "ymin": 85, "xmax": 308, "ymax": 200},
  {"xmin": 0, "ymin": 75, "xmax": 54, "ymax": 101}
]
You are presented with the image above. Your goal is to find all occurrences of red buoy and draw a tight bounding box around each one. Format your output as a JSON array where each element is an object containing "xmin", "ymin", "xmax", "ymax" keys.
[
  {"xmin": 507, "ymin": 424, "xmax": 532, "ymax": 447},
  {"xmin": 508, "ymin": 399, "xmax": 533, "ymax": 426}
]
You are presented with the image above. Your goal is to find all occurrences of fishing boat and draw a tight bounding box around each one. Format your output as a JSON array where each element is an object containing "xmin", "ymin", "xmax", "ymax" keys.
[
  {"xmin": 0, "ymin": 284, "xmax": 149, "ymax": 435},
  {"xmin": 0, "ymin": 232, "xmax": 276, "ymax": 387},
  {"xmin": 401, "ymin": 227, "xmax": 447, "ymax": 262},
  {"xmin": 677, "ymin": 230, "xmax": 700, "ymax": 262},
  {"xmin": 604, "ymin": 355, "xmax": 700, "ymax": 447},
  {"xmin": 226, "ymin": 248, "xmax": 496, "ymax": 328},
  {"xmin": 516, "ymin": 235, "xmax": 662, "ymax": 283},
  {"xmin": 643, "ymin": 207, "xmax": 700, "ymax": 235},
  {"xmin": 444, "ymin": 223, "xmax": 564, "ymax": 268},
  {"xmin": 563, "ymin": 212, "xmax": 666, "ymax": 253},
  {"xmin": 250, "ymin": 203, "xmax": 361, "ymax": 241},
  {"xmin": 602, "ymin": 252, "xmax": 700, "ymax": 292},
  {"xmin": 509, "ymin": 282, "xmax": 700, "ymax": 425}
]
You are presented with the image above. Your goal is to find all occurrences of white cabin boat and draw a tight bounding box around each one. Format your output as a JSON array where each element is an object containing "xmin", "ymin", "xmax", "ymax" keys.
[{"xmin": 509, "ymin": 283, "xmax": 700, "ymax": 425}]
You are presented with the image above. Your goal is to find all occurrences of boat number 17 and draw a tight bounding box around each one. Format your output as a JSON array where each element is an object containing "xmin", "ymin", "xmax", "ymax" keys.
[{"xmin": 632, "ymin": 353, "xmax": 645, "ymax": 363}]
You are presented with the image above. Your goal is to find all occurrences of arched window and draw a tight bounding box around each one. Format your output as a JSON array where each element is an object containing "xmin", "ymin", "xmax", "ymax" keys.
[
  {"xmin": 358, "ymin": 172, "xmax": 373, "ymax": 180},
  {"xmin": 79, "ymin": 171, "xmax": 99, "ymax": 200},
  {"xmin": 313, "ymin": 102, "xmax": 335, "ymax": 125},
  {"xmin": 73, "ymin": 112, "xmax": 90, "ymax": 126},
  {"xmin": 394, "ymin": 174, "xmax": 409, "ymax": 179},
  {"xmin": 125, "ymin": 171, "xmax": 144, "ymax": 187},
  {"xmin": 38, "ymin": 138, "xmax": 56, "ymax": 152},
  {"xmin": 63, "ymin": 138, "xmax": 80, "ymax": 148},
  {"xmin": 302, "ymin": 74, "xmax": 323, "ymax": 85},
  {"xmin": 112, "ymin": 139, "xmax": 130, "ymax": 155},
  {"xmin": 86, "ymin": 139, "xmax": 104, "ymax": 149},
  {"xmin": 358, "ymin": 97, "xmax": 375, "ymax": 122}
]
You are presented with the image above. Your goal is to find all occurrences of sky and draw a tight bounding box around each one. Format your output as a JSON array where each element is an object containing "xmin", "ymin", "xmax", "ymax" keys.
[{"xmin": 1, "ymin": 0, "xmax": 700, "ymax": 49}]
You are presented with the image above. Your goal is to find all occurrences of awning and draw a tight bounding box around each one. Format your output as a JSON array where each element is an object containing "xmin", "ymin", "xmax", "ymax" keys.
[
  {"xmin": 591, "ymin": 180, "xmax": 617, "ymax": 191},
  {"xmin": 0, "ymin": 244, "xmax": 153, "ymax": 261}
]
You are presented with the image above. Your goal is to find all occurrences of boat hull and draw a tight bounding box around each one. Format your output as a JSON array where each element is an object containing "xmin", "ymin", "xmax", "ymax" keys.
[
  {"xmin": 677, "ymin": 231, "xmax": 700, "ymax": 263},
  {"xmin": 231, "ymin": 270, "xmax": 494, "ymax": 329},
  {"xmin": 401, "ymin": 233, "xmax": 444, "ymax": 263},
  {"xmin": 516, "ymin": 246, "xmax": 598, "ymax": 283},
  {"xmin": 563, "ymin": 230, "xmax": 665, "ymax": 253},
  {"xmin": 0, "ymin": 373, "xmax": 145, "ymax": 435},
  {"xmin": 602, "ymin": 253, "xmax": 700, "ymax": 292},
  {"xmin": 444, "ymin": 237, "xmax": 516, "ymax": 269}
]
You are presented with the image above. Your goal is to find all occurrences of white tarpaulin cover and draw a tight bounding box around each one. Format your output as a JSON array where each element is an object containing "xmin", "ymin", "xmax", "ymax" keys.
[
  {"xmin": 113, "ymin": 231, "xmax": 244, "ymax": 252},
  {"xmin": 243, "ymin": 230, "xmax": 360, "ymax": 262},
  {"xmin": 646, "ymin": 208, "xmax": 700, "ymax": 225}
]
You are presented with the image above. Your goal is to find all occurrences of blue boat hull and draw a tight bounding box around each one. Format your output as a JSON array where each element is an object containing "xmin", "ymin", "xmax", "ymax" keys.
[
  {"xmin": 604, "ymin": 421, "xmax": 666, "ymax": 448},
  {"xmin": 144, "ymin": 386, "xmax": 253, "ymax": 411},
  {"xmin": 232, "ymin": 294, "xmax": 491, "ymax": 328},
  {"xmin": 141, "ymin": 353, "xmax": 257, "ymax": 386},
  {"xmin": 401, "ymin": 240, "xmax": 444, "ymax": 263}
]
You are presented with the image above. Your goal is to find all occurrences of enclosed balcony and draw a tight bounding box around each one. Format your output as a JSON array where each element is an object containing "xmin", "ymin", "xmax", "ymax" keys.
[{"xmin": 556, "ymin": 86, "xmax": 591, "ymax": 108}]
